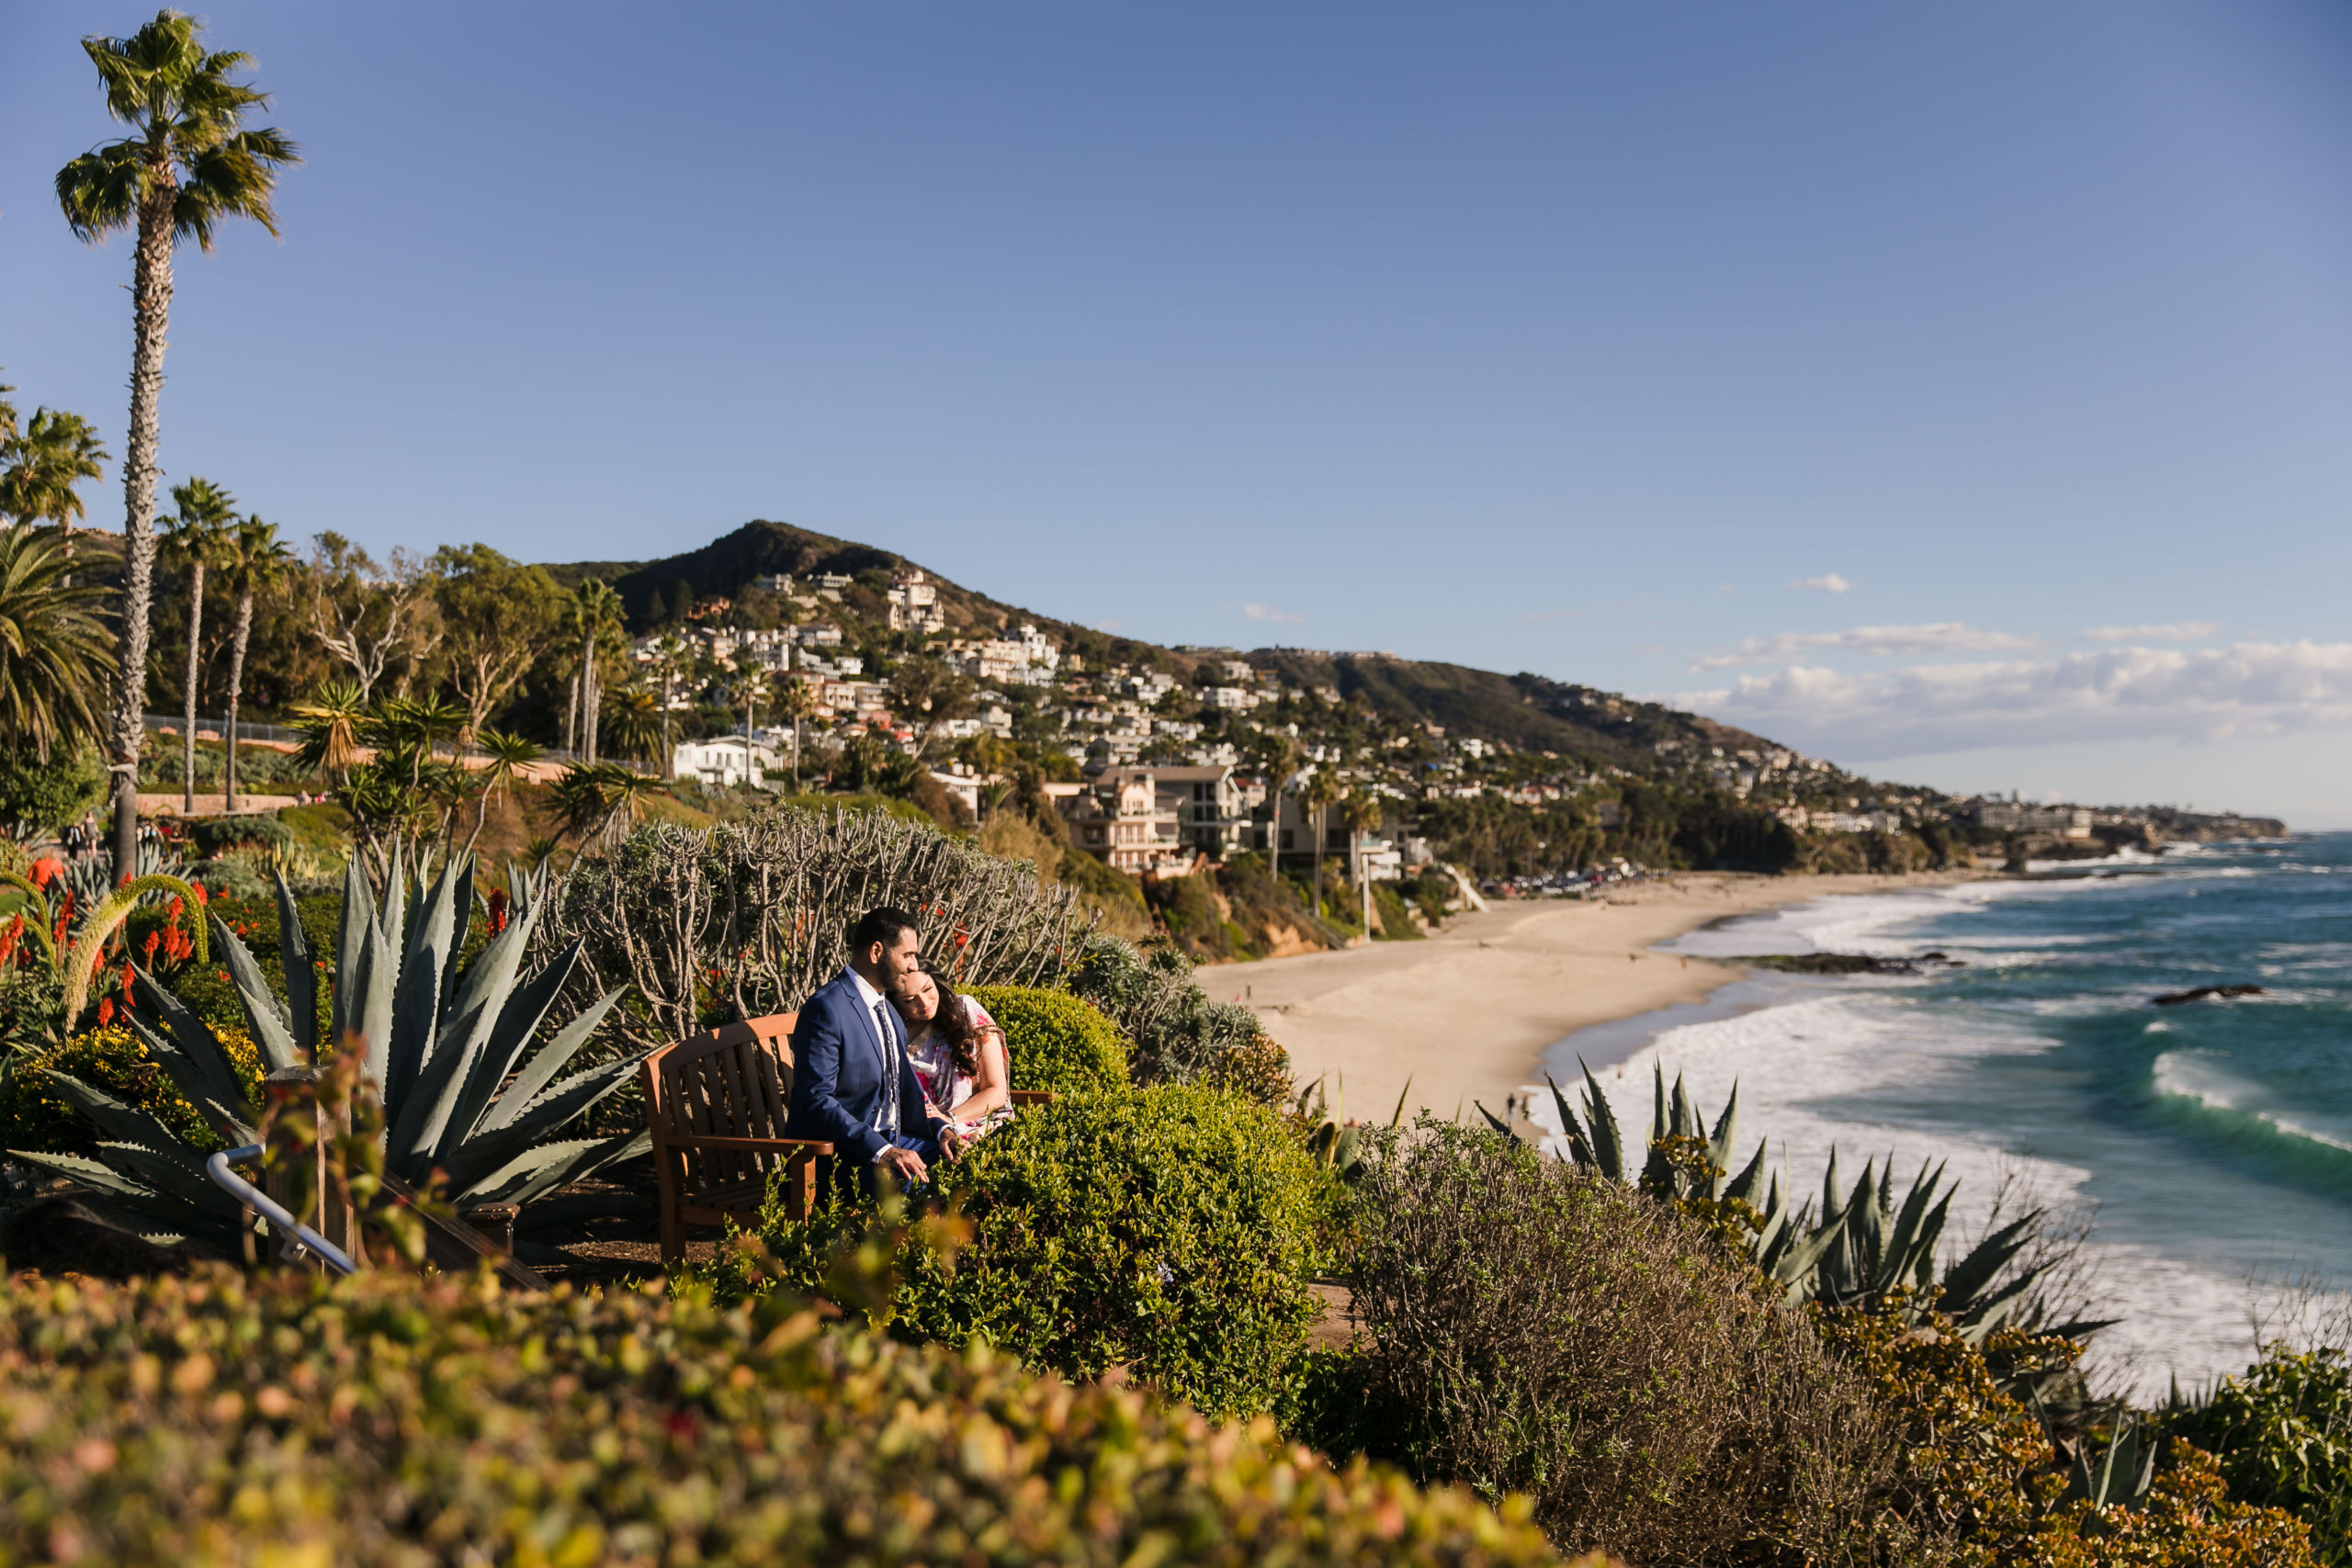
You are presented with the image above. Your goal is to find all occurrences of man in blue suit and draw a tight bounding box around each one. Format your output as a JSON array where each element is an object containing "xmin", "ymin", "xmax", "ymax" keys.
[{"xmin": 787, "ymin": 906, "xmax": 957, "ymax": 1188}]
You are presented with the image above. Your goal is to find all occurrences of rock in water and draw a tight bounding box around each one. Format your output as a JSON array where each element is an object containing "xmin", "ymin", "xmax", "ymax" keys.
[
  {"xmin": 0, "ymin": 1197, "xmax": 200, "ymax": 1278},
  {"xmin": 2151, "ymin": 984, "xmax": 2267, "ymax": 1008}
]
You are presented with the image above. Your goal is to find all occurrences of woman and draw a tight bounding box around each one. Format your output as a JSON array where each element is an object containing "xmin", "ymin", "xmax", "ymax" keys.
[{"xmin": 892, "ymin": 962, "xmax": 1013, "ymax": 1136}]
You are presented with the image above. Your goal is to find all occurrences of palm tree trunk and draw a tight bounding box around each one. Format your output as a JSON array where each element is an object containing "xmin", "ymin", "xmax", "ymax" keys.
[
  {"xmin": 563, "ymin": 666, "xmax": 578, "ymax": 755},
  {"xmin": 225, "ymin": 588, "xmax": 254, "ymax": 812},
  {"xmin": 581, "ymin": 632, "xmax": 599, "ymax": 765},
  {"xmin": 659, "ymin": 663, "xmax": 673, "ymax": 781},
  {"xmin": 182, "ymin": 558, "xmax": 204, "ymax": 815},
  {"xmin": 109, "ymin": 177, "xmax": 175, "ymax": 879}
]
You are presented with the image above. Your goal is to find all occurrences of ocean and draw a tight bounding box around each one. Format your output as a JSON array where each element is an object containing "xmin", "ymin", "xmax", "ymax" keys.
[{"xmin": 1532, "ymin": 832, "xmax": 2352, "ymax": 1399}]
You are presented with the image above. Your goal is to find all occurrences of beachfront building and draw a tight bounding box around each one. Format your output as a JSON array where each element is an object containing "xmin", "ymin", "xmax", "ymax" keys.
[{"xmin": 673, "ymin": 737, "xmax": 776, "ymax": 790}]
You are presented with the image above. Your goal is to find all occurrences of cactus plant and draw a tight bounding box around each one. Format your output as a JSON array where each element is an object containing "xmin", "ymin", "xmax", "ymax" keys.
[{"xmin": 8, "ymin": 852, "xmax": 645, "ymax": 1249}]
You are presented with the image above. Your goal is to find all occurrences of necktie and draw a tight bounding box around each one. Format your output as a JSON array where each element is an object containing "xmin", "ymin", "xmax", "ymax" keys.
[{"xmin": 874, "ymin": 998, "xmax": 900, "ymax": 1138}]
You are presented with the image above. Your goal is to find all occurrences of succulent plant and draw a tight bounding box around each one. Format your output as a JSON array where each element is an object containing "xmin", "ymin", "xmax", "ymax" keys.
[
  {"xmin": 1543, "ymin": 1061, "xmax": 2060, "ymax": 1346},
  {"xmin": 8, "ymin": 852, "xmax": 646, "ymax": 1249}
]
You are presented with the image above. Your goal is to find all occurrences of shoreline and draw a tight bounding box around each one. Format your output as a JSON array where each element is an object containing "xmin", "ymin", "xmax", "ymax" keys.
[{"xmin": 1215, "ymin": 870, "xmax": 1988, "ymax": 1122}]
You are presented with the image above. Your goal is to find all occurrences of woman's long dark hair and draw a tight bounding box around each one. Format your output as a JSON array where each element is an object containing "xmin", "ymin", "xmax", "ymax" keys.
[{"xmin": 918, "ymin": 959, "xmax": 981, "ymax": 1078}]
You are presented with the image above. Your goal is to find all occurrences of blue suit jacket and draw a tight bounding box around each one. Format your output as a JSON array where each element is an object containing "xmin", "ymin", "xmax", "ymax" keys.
[{"xmin": 786, "ymin": 968, "xmax": 947, "ymax": 1166}]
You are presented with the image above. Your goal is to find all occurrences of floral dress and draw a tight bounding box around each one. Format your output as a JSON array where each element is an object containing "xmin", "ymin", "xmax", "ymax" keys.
[{"xmin": 908, "ymin": 996, "xmax": 1014, "ymax": 1135}]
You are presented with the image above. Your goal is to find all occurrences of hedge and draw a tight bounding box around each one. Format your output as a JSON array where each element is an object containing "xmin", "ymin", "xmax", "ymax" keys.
[
  {"xmin": 717, "ymin": 1084, "xmax": 1329, "ymax": 1422},
  {"xmin": 0, "ymin": 1266, "xmax": 1558, "ymax": 1567},
  {"xmin": 964, "ymin": 984, "xmax": 1127, "ymax": 1095}
]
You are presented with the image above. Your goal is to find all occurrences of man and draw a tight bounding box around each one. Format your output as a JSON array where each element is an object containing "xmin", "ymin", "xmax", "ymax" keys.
[{"xmin": 786, "ymin": 906, "xmax": 957, "ymax": 1188}]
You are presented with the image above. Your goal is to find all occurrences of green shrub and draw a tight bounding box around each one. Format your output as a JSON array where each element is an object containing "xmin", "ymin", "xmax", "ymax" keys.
[
  {"xmin": 0, "ymin": 745, "xmax": 104, "ymax": 835},
  {"xmin": 719, "ymin": 1085, "xmax": 1326, "ymax": 1422},
  {"xmin": 186, "ymin": 813, "xmax": 292, "ymax": 857},
  {"xmin": 964, "ymin": 984, "xmax": 1127, "ymax": 1094},
  {"xmin": 2167, "ymin": 1344, "xmax": 2352, "ymax": 1562},
  {"xmin": 1061, "ymin": 933, "xmax": 1284, "ymax": 1100},
  {"xmin": 0, "ymin": 1265, "xmax": 1556, "ymax": 1567},
  {"xmin": 1338, "ymin": 1119, "xmax": 1893, "ymax": 1564}
]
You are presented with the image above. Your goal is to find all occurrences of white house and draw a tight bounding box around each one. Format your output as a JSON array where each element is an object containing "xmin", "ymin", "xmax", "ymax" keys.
[{"xmin": 673, "ymin": 737, "xmax": 777, "ymax": 790}]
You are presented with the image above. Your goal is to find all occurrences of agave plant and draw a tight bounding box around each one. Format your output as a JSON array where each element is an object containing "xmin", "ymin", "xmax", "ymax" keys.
[
  {"xmin": 1295, "ymin": 1074, "xmax": 1411, "ymax": 1180},
  {"xmin": 2062, "ymin": 1410, "xmax": 2157, "ymax": 1510},
  {"xmin": 8, "ymin": 852, "xmax": 646, "ymax": 1249},
  {"xmin": 1539, "ymin": 1061, "xmax": 2065, "ymax": 1347}
]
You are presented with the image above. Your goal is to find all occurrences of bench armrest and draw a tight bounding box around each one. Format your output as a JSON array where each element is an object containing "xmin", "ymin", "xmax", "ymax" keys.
[
  {"xmin": 663, "ymin": 1134, "xmax": 834, "ymax": 1156},
  {"xmin": 1008, "ymin": 1090, "xmax": 1057, "ymax": 1106}
]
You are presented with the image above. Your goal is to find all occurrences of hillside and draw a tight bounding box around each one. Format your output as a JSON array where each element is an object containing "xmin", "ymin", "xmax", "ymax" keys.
[{"xmin": 546, "ymin": 520, "xmax": 1787, "ymax": 775}]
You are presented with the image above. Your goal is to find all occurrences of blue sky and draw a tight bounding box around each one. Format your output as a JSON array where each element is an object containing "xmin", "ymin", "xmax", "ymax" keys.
[{"xmin": 6, "ymin": 3, "xmax": 2352, "ymax": 822}]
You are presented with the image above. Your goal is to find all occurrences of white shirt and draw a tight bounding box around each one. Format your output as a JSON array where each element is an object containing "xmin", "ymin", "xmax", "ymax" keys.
[{"xmin": 842, "ymin": 964, "xmax": 900, "ymax": 1157}]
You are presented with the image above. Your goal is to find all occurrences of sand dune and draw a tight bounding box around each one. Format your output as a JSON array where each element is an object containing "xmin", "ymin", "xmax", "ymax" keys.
[{"xmin": 1214, "ymin": 871, "xmax": 1982, "ymax": 1124}]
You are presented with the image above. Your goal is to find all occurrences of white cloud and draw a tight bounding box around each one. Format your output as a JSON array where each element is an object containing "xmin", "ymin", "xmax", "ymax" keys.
[
  {"xmin": 1691, "ymin": 623, "xmax": 2035, "ymax": 671},
  {"xmin": 1789, "ymin": 573, "xmax": 1853, "ymax": 594},
  {"xmin": 1243, "ymin": 603, "xmax": 1305, "ymax": 625},
  {"xmin": 1672, "ymin": 641, "xmax": 2352, "ymax": 760},
  {"xmin": 2082, "ymin": 622, "xmax": 2220, "ymax": 643}
]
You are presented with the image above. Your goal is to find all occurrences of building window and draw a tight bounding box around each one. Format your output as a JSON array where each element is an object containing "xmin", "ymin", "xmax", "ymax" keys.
[{"xmin": 1281, "ymin": 829, "xmax": 1294, "ymax": 850}]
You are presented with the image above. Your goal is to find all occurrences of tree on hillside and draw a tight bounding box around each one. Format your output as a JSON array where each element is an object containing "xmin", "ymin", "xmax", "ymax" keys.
[
  {"xmin": 304, "ymin": 533, "xmax": 435, "ymax": 700},
  {"xmin": 888, "ymin": 653, "xmax": 971, "ymax": 760},
  {"xmin": 566, "ymin": 580, "xmax": 624, "ymax": 763},
  {"xmin": 464, "ymin": 726, "xmax": 540, "ymax": 852},
  {"xmin": 433, "ymin": 543, "xmax": 561, "ymax": 742},
  {"xmin": 1251, "ymin": 729, "xmax": 1301, "ymax": 868},
  {"xmin": 1298, "ymin": 770, "xmax": 1340, "ymax": 919},
  {"xmin": 218, "ymin": 513, "xmax": 291, "ymax": 810},
  {"xmin": 162, "ymin": 476, "xmax": 234, "ymax": 813},
  {"xmin": 56, "ymin": 7, "xmax": 299, "ymax": 873},
  {"xmin": 648, "ymin": 633, "xmax": 687, "ymax": 779},
  {"xmin": 0, "ymin": 409, "xmax": 109, "ymax": 535},
  {"xmin": 775, "ymin": 673, "xmax": 816, "ymax": 790},
  {"xmin": 1342, "ymin": 786, "xmax": 1385, "ymax": 887},
  {"xmin": 0, "ymin": 527, "xmax": 116, "ymax": 761},
  {"xmin": 604, "ymin": 687, "xmax": 662, "ymax": 769}
]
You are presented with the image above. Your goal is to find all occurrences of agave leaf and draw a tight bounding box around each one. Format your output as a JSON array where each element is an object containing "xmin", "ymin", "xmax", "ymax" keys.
[
  {"xmin": 356, "ymin": 901, "xmax": 398, "ymax": 1089},
  {"xmin": 1939, "ymin": 1210, "xmax": 2042, "ymax": 1314},
  {"xmin": 6, "ymin": 1147, "xmax": 164, "ymax": 1199},
  {"xmin": 1723, "ymin": 1138, "xmax": 1770, "ymax": 1207},
  {"xmin": 440, "ymin": 946, "xmax": 583, "ymax": 1153},
  {"xmin": 94, "ymin": 1141, "xmax": 250, "ymax": 1221},
  {"xmin": 1650, "ymin": 1062, "xmax": 1668, "ymax": 1145},
  {"xmin": 127, "ymin": 971, "xmax": 256, "ymax": 1140},
  {"xmin": 439, "ymin": 1056, "xmax": 640, "ymax": 1194},
  {"xmin": 270, "ymin": 866, "xmax": 318, "ymax": 1058},
  {"xmin": 465, "ymin": 1129, "xmax": 648, "ymax": 1207},
  {"xmin": 1772, "ymin": 1205, "xmax": 1850, "ymax": 1292},
  {"xmin": 1577, "ymin": 1060, "xmax": 1624, "ymax": 1184},
  {"xmin": 1707, "ymin": 1085, "xmax": 1741, "ymax": 1190},
  {"xmin": 1475, "ymin": 1100, "xmax": 1520, "ymax": 1141},
  {"xmin": 385, "ymin": 860, "xmax": 461, "ymax": 1111},
  {"xmin": 1669, "ymin": 1073, "xmax": 1696, "ymax": 1140},
  {"xmin": 332, "ymin": 855, "xmax": 373, "ymax": 1043},
  {"xmin": 399, "ymin": 898, "xmax": 550, "ymax": 1159},
  {"xmin": 1546, "ymin": 1074, "xmax": 1596, "ymax": 1170},
  {"xmin": 381, "ymin": 845, "xmax": 409, "ymax": 957},
  {"xmin": 41, "ymin": 1069, "xmax": 190, "ymax": 1156},
  {"xmin": 1886, "ymin": 1160, "xmax": 1944, "ymax": 1271},
  {"xmin": 475, "ymin": 986, "xmax": 624, "ymax": 1138},
  {"xmin": 210, "ymin": 916, "xmax": 300, "ymax": 1073},
  {"xmin": 1820, "ymin": 1148, "xmax": 1843, "ymax": 1225}
]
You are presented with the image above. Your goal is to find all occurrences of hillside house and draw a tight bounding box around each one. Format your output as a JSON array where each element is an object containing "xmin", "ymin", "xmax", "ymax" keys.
[
  {"xmin": 886, "ymin": 570, "xmax": 946, "ymax": 634},
  {"xmin": 673, "ymin": 737, "xmax": 775, "ymax": 790}
]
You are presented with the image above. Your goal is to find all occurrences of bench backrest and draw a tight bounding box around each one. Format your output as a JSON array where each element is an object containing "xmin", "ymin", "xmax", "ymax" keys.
[{"xmin": 642, "ymin": 1011, "xmax": 798, "ymax": 1195}]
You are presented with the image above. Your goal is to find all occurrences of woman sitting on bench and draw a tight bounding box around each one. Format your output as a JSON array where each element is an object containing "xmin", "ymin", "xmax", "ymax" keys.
[{"xmin": 892, "ymin": 963, "xmax": 1013, "ymax": 1136}]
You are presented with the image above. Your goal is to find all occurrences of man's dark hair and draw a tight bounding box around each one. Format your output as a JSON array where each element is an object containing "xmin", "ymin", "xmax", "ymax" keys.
[{"xmin": 849, "ymin": 906, "xmax": 921, "ymax": 958}]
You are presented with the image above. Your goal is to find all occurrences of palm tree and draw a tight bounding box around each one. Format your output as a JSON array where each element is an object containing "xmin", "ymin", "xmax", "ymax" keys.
[
  {"xmin": 0, "ymin": 410, "xmax": 110, "ymax": 535},
  {"xmin": 775, "ymin": 675, "xmax": 818, "ymax": 791},
  {"xmin": 162, "ymin": 476, "xmax": 234, "ymax": 813},
  {"xmin": 464, "ymin": 727, "xmax": 542, "ymax": 853},
  {"xmin": 1256, "ymin": 733, "xmax": 1301, "ymax": 868},
  {"xmin": 568, "ymin": 580, "xmax": 623, "ymax": 764},
  {"xmin": 291, "ymin": 681, "xmax": 367, "ymax": 784},
  {"xmin": 604, "ymin": 687, "xmax": 662, "ymax": 768},
  {"xmin": 56, "ymin": 9, "xmax": 300, "ymax": 873},
  {"xmin": 1298, "ymin": 770, "xmax": 1341, "ymax": 919},
  {"xmin": 217, "ymin": 514, "xmax": 291, "ymax": 810},
  {"xmin": 0, "ymin": 527, "xmax": 117, "ymax": 760},
  {"xmin": 649, "ymin": 633, "xmax": 686, "ymax": 779},
  {"xmin": 737, "ymin": 667, "xmax": 772, "ymax": 789}
]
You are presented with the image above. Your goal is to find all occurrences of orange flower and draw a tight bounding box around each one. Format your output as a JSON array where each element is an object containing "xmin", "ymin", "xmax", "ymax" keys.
[
  {"xmin": 96, "ymin": 998, "xmax": 114, "ymax": 1027},
  {"xmin": 28, "ymin": 858, "xmax": 62, "ymax": 889}
]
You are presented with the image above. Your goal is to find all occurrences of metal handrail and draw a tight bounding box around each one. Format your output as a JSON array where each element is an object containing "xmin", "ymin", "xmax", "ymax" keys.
[{"xmin": 205, "ymin": 1144, "xmax": 359, "ymax": 1275}]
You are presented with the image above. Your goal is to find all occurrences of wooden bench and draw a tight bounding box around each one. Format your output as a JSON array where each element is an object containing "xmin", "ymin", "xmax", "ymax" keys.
[
  {"xmin": 641, "ymin": 1011, "xmax": 831, "ymax": 1266},
  {"xmin": 642, "ymin": 1011, "xmax": 1059, "ymax": 1266}
]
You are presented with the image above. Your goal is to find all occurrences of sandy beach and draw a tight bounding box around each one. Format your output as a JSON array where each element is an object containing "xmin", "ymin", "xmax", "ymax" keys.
[{"xmin": 1215, "ymin": 871, "xmax": 1983, "ymax": 1123}]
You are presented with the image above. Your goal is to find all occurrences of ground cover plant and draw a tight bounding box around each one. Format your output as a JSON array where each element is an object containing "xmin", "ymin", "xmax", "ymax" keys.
[
  {"xmin": 0, "ymin": 1263, "xmax": 1559, "ymax": 1568},
  {"xmin": 705, "ymin": 1083, "xmax": 1330, "ymax": 1422}
]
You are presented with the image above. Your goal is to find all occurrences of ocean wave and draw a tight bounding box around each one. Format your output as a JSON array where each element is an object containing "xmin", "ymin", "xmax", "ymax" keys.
[{"xmin": 2151, "ymin": 1052, "xmax": 2352, "ymax": 1159}]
